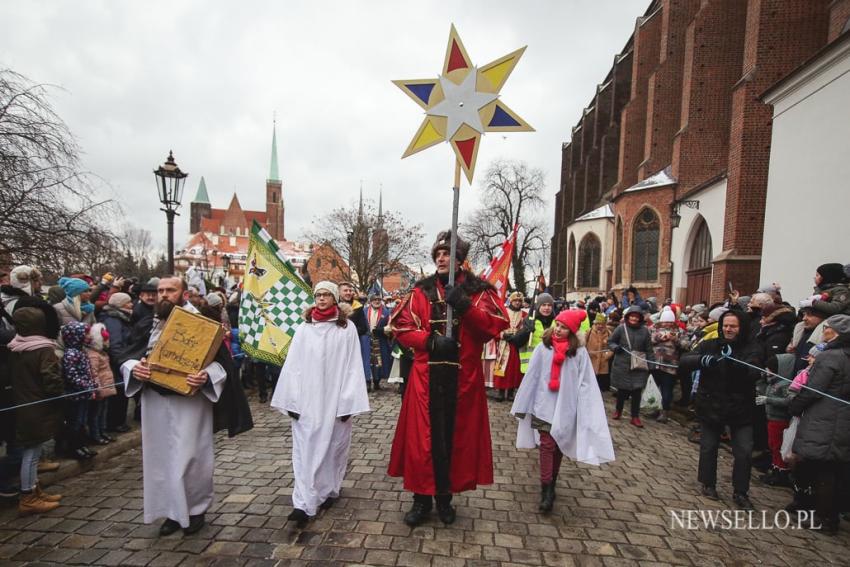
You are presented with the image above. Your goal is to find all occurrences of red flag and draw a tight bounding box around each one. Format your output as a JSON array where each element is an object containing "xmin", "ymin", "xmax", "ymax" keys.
[
  {"xmin": 536, "ymin": 268, "xmax": 547, "ymax": 293},
  {"xmin": 480, "ymin": 225, "xmax": 518, "ymax": 302}
]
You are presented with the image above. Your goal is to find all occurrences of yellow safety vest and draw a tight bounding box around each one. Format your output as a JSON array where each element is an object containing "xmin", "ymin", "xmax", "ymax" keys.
[{"xmin": 519, "ymin": 318, "xmax": 554, "ymax": 373}]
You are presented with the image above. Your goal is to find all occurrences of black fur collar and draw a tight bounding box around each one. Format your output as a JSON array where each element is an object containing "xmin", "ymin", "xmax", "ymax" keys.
[{"xmin": 415, "ymin": 271, "xmax": 495, "ymax": 296}]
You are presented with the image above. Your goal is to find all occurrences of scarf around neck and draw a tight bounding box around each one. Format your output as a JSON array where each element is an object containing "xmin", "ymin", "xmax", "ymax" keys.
[
  {"xmin": 8, "ymin": 334, "xmax": 57, "ymax": 352},
  {"xmin": 549, "ymin": 335, "xmax": 570, "ymax": 391},
  {"xmin": 312, "ymin": 306, "xmax": 339, "ymax": 322}
]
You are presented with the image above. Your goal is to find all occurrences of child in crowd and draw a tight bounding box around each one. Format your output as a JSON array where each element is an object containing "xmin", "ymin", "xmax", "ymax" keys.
[
  {"xmin": 511, "ymin": 309, "xmax": 615, "ymax": 514},
  {"xmin": 61, "ymin": 321, "xmax": 97, "ymax": 460},
  {"xmin": 85, "ymin": 323, "xmax": 116, "ymax": 445},
  {"xmin": 8, "ymin": 307, "xmax": 64, "ymax": 515},
  {"xmin": 756, "ymin": 353, "xmax": 796, "ymax": 487}
]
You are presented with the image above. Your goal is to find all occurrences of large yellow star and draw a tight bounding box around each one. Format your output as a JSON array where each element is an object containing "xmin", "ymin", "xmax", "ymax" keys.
[{"xmin": 393, "ymin": 24, "xmax": 534, "ymax": 184}]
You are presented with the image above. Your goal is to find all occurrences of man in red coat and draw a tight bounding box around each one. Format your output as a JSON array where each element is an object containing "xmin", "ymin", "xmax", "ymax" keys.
[{"xmin": 388, "ymin": 230, "xmax": 509, "ymax": 526}]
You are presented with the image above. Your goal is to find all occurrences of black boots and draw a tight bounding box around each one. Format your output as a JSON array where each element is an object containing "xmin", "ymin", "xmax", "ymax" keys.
[
  {"xmin": 539, "ymin": 483, "xmax": 556, "ymax": 513},
  {"xmin": 435, "ymin": 494, "xmax": 456, "ymax": 525},
  {"xmin": 287, "ymin": 508, "xmax": 309, "ymax": 529},
  {"xmin": 404, "ymin": 496, "xmax": 432, "ymax": 527}
]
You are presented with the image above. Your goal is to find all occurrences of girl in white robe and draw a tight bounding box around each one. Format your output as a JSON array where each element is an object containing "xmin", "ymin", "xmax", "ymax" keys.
[
  {"xmin": 511, "ymin": 309, "xmax": 615, "ymax": 513},
  {"xmin": 271, "ymin": 281, "xmax": 370, "ymax": 527}
]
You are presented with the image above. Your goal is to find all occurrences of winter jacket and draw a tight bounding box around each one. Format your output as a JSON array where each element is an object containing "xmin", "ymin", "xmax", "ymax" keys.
[
  {"xmin": 679, "ymin": 311, "xmax": 763, "ymax": 426},
  {"xmin": 650, "ymin": 324, "xmax": 689, "ymax": 376},
  {"xmin": 54, "ymin": 298, "xmax": 95, "ymax": 326},
  {"xmin": 98, "ymin": 306, "xmax": 132, "ymax": 369},
  {"xmin": 8, "ymin": 308, "xmax": 64, "ymax": 446},
  {"xmin": 789, "ymin": 337, "xmax": 850, "ymax": 462},
  {"xmin": 620, "ymin": 292, "xmax": 649, "ymax": 312},
  {"xmin": 811, "ymin": 282, "xmax": 850, "ymax": 316},
  {"xmin": 86, "ymin": 348, "xmax": 116, "ymax": 399},
  {"xmin": 755, "ymin": 307, "xmax": 795, "ymax": 363},
  {"xmin": 61, "ymin": 322, "xmax": 96, "ymax": 401},
  {"xmin": 586, "ymin": 325, "xmax": 613, "ymax": 375},
  {"xmin": 762, "ymin": 353, "xmax": 795, "ymax": 422},
  {"xmin": 608, "ymin": 322, "xmax": 654, "ymax": 391}
]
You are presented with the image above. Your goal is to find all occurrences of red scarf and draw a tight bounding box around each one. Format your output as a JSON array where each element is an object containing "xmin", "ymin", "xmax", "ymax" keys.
[
  {"xmin": 312, "ymin": 306, "xmax": 339, "ymax": 322},
  {"xmin": 549, "ymin": 335, "xmax": 570, "ymax": 391}
]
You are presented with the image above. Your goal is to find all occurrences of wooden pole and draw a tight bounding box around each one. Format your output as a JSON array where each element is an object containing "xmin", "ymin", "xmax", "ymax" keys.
[{"xmin": 445, "ymin": 160, "xmax": 462, "ymax": 339}]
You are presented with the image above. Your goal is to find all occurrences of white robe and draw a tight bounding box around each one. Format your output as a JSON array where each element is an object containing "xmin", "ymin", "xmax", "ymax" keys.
[
  {"xmin": 271, "ymin": 320, "xmax": 370, "ymax": 515},
  {"xmin": 121, "ymin": 354, "xmax": 226, "ymax": 527},
  {"xmin": 510, "ymin": 344, "xmax": 615, "ymax": 466}
]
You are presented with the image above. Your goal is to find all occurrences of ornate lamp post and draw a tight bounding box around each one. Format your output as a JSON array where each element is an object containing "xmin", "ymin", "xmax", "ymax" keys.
[
  {"xmin": 221, "ymin": 254, "xmax": 231, "ymax": 286},
  {"xmin": 153, "ymin": 151, "xmax": 188, "ymax": 273}
]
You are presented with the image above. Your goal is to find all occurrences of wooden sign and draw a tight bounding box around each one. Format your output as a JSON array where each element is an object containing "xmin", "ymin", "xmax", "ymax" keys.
[{"xmin": 147, "ymin": 307, "xmax": 225, "ymax": 395}]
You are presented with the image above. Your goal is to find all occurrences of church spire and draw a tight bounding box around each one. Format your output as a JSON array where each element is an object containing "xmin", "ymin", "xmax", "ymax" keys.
[
  {"xmin": 268, "ymin": 118, "xmax": 280, "ymax": 182},
  {"xmin": 192, "ymin": 176, "xmax": 210, "ymax": 204}
]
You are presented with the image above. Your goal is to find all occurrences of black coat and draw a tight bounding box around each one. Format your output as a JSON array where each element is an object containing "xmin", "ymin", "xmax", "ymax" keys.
[
  {"xmin": 680, "ymin": 313, "xmax": 763, "ymax": 426},
  {"xmin": 789, "ymin": 339, "xmax": 850, "ymax": 462}
]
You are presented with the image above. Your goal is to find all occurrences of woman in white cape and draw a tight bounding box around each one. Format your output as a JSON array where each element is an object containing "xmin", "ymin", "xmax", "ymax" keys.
[
  {"xmin": 271, "ymin": 281, "xmax": 370, "ymax": 528},
  {"xmin": 511, "ymin": 308, "xmax": 615, "ymax": 513}
]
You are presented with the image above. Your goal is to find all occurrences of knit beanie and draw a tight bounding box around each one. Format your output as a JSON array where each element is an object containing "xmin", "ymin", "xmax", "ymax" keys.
[
  {"xmin": 817, "ymin": 263, "xmax": 847, "ymax": 286},
  {"xmin": 108, "ymin": 292, "xmax": 133, "ymax": 309},
  {"xmin": 708, "ymin": 306, "xmax": 728, "ymax": 322},
  {"xmin": 58, "ymin": 277, "xmax": 90, "ymax": 299},
  {"xmin": 205, "ymin": 293, "xmax": 223, "ymax": 308},
  {"xmin": 594, "ymin": 312, "xmax": 607, "ymax": 324},
  {"xmin": 824, "ymin": 314, "xmax": 850, "ymax": 339},
  {"xmin": 313, "ymin": 281, "xmax": 339, "ymax": 304},
  {"xmin": 555, "ymin": 309, "xmax": 587, "ymax": 334},
  {"xmin": 659, "ymin": 306, "xmax": 676, "ymax": 323},
  {"xmin": 535, "ymin": 293, "xmax": 554, "ymax": 309}
]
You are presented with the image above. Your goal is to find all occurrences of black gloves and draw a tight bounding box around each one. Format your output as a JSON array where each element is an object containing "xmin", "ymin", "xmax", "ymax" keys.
[
  {"xmin": 445, "ymin": 285, "xmax": 471, "ymax": 315},
  {"xmin": 428, "ymin": 334, "xmax": 459, "ymax": 363},
  {"xmin": 287, "ymin": 411, "xmax": 300, "ymax": 420},
  {"xmin": 700, "ymin": 355, "xmax": 720, "ymax": 369}
]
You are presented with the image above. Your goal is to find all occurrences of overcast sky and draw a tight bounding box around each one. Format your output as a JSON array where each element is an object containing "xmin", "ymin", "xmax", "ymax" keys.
[{"xmin": 1, "ymin": 0, "xmax": 647, "ymax": 256}]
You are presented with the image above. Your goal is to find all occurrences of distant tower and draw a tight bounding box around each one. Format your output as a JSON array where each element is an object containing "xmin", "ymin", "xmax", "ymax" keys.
[
  {"xmin": 372, "ymin": 186, "xmax": 388, "ymax": 264},
  {"xmin": 265, "ymin": 120, "xmax": 285, "ymax": 240},
  {"xmin": 190, "ymin": 176, "xmax": 212, "ymax": 233}
]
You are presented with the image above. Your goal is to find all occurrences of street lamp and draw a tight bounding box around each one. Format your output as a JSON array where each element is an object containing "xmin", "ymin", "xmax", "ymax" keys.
[
  {"xmin": 154, "ymin": 151, "xmax": 188, "ymax": 273},
  {"xmin": 221, "ymin": 254, "xmax": 231, "ymax": 286}
]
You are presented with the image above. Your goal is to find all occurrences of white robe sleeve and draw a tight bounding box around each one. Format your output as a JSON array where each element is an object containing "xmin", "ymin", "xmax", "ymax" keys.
[
  {"xmin": 271, "ymin": 323, "xmax": 306, "ymax": 415},
  {"xmin": 511, "ymin": 344, "xmax": 547, "ymax": 449},
  {"xmin": 199, "ymin": 362, "xmax": 226, "ymax": 403},
  {"xmin": 121, "ymin": 360, "xmax": 142, "ymax": 397},
  {"xmin": 335, "ymin": 325, "xmax": 370, "ymax": 418}
]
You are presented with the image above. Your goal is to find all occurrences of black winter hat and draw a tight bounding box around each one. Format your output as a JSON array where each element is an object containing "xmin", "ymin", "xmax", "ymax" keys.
[{"xmin": 817, "ymin": 263, "xmax": 847, "ymax": 286}]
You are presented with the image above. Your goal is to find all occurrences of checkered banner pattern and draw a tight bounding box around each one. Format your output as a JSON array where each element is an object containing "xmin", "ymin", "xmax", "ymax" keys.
[{"xmin": 239, "ymin": 221, "xmax": 313, "ymax": 366}]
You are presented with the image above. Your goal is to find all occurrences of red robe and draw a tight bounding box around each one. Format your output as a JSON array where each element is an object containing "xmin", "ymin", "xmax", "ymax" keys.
[{"xmin": 387, "ymin": 273, "xmax": 508, "ymax": 494}]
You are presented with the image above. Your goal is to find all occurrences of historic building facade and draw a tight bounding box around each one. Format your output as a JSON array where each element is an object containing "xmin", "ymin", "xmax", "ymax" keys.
[{"xmin": 550, "ymin": 0, "xmax": 840, "ymax": 305}]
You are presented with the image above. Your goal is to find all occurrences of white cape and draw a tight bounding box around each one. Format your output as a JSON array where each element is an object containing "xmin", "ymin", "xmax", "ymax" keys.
[
  {"xmin": 510, "ymin": 344, "xmax": 615, "ymax": 466},
  {"xmin": 121, "ymin": 359, "xmax": 226, "ymax": 527},
  {"xmin": 271, "ymin": 320, "xmax": 370, "ymax": 515}
]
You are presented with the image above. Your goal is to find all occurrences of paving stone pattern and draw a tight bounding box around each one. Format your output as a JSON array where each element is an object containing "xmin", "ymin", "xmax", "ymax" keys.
[{"xmin": 0, "ymin": 389, "xmax": 847, "ymax": 566}]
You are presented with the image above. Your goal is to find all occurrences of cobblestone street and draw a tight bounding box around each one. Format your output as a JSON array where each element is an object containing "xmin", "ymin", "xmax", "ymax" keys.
[{"xmin": 0, "ymin": 389, "xmax": 847, "ymax": 566}]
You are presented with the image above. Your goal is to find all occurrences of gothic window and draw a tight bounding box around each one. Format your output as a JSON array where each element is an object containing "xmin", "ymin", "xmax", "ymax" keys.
[
  {"xmin": 688, "ymin": 218, "xmax": 712, "ymax": 270},
  {"xmin": 577, "ymin": 233, "xmax": 601, "ymax": 289},
  {"xmin": 567, "ymin": 234, "xmax": 576, "ymax": 291},
  {"xmin": 632, "ymin": 208, "xmax": 660, "ymax": 281},
  {"xmin": 614, "ymin": 218, "xmax": 623, "ymax": 284}
]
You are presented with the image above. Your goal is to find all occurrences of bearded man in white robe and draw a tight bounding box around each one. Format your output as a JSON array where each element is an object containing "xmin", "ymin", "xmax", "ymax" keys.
[
  {"xmin": 121, "ymin": 275, "xmax": 228, "ymax": 537},
  {"xmin": 271, "ymin": 281, "xmax": 370, "ymax": 528}
]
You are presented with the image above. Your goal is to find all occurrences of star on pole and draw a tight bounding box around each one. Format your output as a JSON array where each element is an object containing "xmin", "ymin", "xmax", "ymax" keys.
[{"xmin": 393, "ymin": 24, "xmax": 534, "ymax": 184}]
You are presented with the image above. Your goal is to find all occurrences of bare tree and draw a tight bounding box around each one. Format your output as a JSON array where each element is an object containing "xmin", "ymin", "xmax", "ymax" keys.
[
  {"xmin": 0, "ymin": 68, "xmax": 116, "ymax": 273},
  {"xmin": 465, "ymin": 159, "xmax": 550, "ymax": 295},
  {"xmin": 304, "ymin": 199, "xmax": 426, "ymax": 289},
  {"xmin": 122, "ymin": 226, "xmax": 153, "ymax": 265}
]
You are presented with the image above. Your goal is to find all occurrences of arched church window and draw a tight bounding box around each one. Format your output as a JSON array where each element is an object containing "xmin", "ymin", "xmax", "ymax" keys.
[
  {"xmin": 632, "ymin": 208, "xmax": 660, "ymax": 281},
  {"xmin": 577, "ymin": 233, "xmax": 601, "ymax": 289}
]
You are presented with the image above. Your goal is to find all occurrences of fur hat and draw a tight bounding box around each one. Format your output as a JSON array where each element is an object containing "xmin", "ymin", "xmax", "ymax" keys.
[
  {"xmin": 10, "ymin": 265, "xmax": 42, "ymax": 296},
  {"xmin": 535, "ymin": 293, "xmax": 554, "ymax": 308},
  {"xmin": 555, "ymin": 309, "xmax": 587, "ymax": 334},
  {"xmin": 108, "ymin": 292, "xmax": 133, "ymax": 309},
  {"xmin": 313, "ymin": 281, "xmax": 339, "ymax": 304},
  {"xmin": 659, "ymin": 306, "xmax": 676, "ymax": 323},
  {"xmin": 817, "ymin": 263, "xmax": 847, "ymax": 286},
  {"xmin": 431, "ymin": 230, "xmax": 470, "ymax": 262}
]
